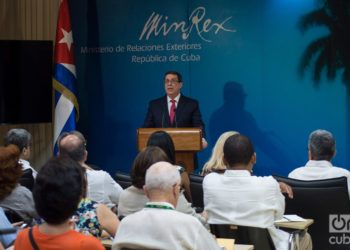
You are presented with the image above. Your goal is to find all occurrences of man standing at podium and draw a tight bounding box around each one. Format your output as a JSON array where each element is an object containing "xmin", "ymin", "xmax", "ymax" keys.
[{"xmin": 143, "ymin": 71, "xmax": 207, "ymax": 148}]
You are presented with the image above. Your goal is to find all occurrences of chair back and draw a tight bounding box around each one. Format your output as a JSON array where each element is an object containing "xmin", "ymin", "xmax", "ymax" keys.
[
  {"xmin": 2, "ymin": 207, "xmax": 25, "ymax": 223},
  {"xmin": 274, "ymin": 175, "xmax": 350, "ymax": 250},
  {"xmin": 210, "ymin": 224, "xmax": 275, "ymax": 250},
  {"xmin": 189, "ymin": 174, "xmax": 204, "ymax": 210},
  {"xmin": 115, "ymin": 171, "xmax": 132, "ymax": 189}
]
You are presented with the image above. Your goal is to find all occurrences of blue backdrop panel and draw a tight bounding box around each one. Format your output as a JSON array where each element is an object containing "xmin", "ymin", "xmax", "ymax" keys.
[{"xmin": 69, "ymin": 0, "xmax": 347, "ymax": 176}]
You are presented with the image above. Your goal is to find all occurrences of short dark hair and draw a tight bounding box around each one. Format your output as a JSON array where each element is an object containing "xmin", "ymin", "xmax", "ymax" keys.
[
  {"xmin": 164, "ymin": 71, "xmax": 183, "ymax": 83},
  {"xmin": 4, "ymin": 129, "xmax": 32, "ymax": 152},
  {"xmin": 147, "ymin": 131, "xmax": 176, "ymax": 164},
  {"xmin": 58, "ymin": 131, "xmax": 86, "ymax": 162},
  {"xmin": 308, "ymin": 129, "xmax": 335, "ymax": 161},
  {"xmin": 223, "ymin": 134, "xmax": 255, "ymax": 167},
  {"xmin": 33, "ymin": 157, "xmax": 84, "ymax": 224},
  {"xmin": 131, "ymin": 146, "xmax": 169, "ymax": 189}
]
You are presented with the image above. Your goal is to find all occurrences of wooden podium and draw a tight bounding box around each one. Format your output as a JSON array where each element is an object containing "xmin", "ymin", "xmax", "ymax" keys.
[{"xmin": 137, "ymin": 128, "xmax": 203, "ymax": 173}]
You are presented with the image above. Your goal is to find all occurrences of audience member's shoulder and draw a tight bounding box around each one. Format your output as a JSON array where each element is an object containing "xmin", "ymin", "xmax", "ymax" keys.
[
  {"xmin": 288, "ymin": 167, "xmax": 304, "ymax": 177},
  {"xmin": 173, "ymin": 210, "xmax": 204, "ymax": 227},
  {"xmin": 87, "ymin": 169, "xmax": 111, "ymax": 178},
  {"xmin": 126, "ymin": 185, "xmax": 143, "ymax": 193},
  {"xmin": 253, "ymin": 175, "xmax": 279, "ymax": 186},
  {"xmin": 74, "ymin": 230, "xmax": 104, "ymax": 249},
  {"xmin": 203, "ymin": 172, "xmax": 221, "ymax": 183},
  {"xmin": 16, "ymin": 184, "xmax": 33, "ymax": 195},
  {"xmin": 14, "ymin": 227, "xmax": 29, "ymax": 247},
  {"xmin": 333, "ymin": 166, "xmax": 350, "ymax": 175},
  {"xmin": 120, "ymin": 186, "xmax": 142, "ymax": 198},
  {"xmin": 16, "ymin": 226, "xmax": 29, "ymax": 238}
]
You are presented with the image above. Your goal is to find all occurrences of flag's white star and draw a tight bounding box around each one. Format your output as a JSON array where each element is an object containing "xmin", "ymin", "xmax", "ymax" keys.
[{"xmin": 59, "ymin": 28, "xmax": 73, "ymax": 51}]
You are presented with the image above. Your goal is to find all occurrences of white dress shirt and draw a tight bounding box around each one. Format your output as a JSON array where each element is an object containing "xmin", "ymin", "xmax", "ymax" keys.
[
  {"xmin": 86, "ymin": 169, "xmax": 123, "ymax": 208},
  {"xmin": 289, "ymin": 160, "xmax": 350, "ymax": 197},
  {"xmin": 19, "ymin": 159, "xmax": 37, "ymax": 178},
  {"xmin": 113, "ymin": 201, "xmax": 220, "ymax": 250},
  {"xmin": 203, "ymin": 170, "xmax": 289, "ymax": 250}
]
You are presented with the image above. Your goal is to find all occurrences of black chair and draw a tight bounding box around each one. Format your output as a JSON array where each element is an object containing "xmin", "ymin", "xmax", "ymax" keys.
[
  {"xmin": 2, "ymin": 207, "xmax": 25, "ymax": 224},
  {"xmin": 274, "ymin": 175, "xmax": 350, "ymax": 250},
  {"xmin": 115, "ymin": 171, "xmax": 132, "ymax": 189},
  {"xmin": 210, "ymin": 224, "xmax": 275, "ymax": 250},
  {"xmin": 19, "ymin": 168, "xmax": 35, "ymax": 191},
  {"xmin": 189, "ymin": 174, "xmax": 204, "ymax": 211}
]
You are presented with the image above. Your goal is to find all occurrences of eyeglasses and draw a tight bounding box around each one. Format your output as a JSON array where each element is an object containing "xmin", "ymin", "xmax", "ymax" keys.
[{"xmin": 164, "ymin": 80, "xmax": 180, "ymax": 85}]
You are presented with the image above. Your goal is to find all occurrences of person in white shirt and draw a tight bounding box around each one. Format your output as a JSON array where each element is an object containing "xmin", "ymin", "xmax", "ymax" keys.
[
  {"xmin": 113, "ymin": 161, "xmax": 220, "ymax": 250},
  {"xmin": 203, "ymin": 134, "xmax": 312, "ymax": 250},
  {"xmin": 289, "ymin": 129, "xmax": 350, "ymax": 196},
  {"xmin": 58, "ymin": 131, "xmax": 123, "ymax": 209},
  {"xmin": 4, "ymin": 128, "xmax": 37, "ymax": 178}
]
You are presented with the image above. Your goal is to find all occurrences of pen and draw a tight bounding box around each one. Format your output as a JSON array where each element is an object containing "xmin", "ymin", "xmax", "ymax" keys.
[{"xmin": 283, "ymin": 216, "xmax": 291, "ymax": 221}]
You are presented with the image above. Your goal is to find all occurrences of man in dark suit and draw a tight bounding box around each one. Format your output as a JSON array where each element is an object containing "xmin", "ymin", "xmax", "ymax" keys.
[{"xmin": 143, "ymin": 71, "xmax": 207, "ymax": 147}]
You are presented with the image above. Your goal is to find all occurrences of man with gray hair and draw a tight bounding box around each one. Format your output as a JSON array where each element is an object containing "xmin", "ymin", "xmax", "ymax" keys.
[
  {"xmin": 113, "ymin": 161, "xmax": 221, "ymax": 250},
  {"xmin": 4, "ymin": 128, "xmax": 37, "ymax": 178},
  {"xmin": 289, "ymin": 129, "xmax": 350, "ymax": 193}
]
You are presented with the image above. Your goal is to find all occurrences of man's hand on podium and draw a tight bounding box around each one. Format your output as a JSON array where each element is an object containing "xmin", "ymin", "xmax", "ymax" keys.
[{"xmin": 202, "ymin": 138, "xmax": 208, "ymax": 149}]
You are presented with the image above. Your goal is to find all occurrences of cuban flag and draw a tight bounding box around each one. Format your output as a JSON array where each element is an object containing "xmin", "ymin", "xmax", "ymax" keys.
[{"xmin": 53, "ymin": 0, "xmax": 79, "ymax": 153}]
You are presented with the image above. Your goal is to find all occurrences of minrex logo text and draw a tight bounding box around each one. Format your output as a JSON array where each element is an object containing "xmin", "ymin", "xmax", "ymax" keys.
[{"xmin": 139, "ymin": 6, "xmax": 236, "ymax": 42}]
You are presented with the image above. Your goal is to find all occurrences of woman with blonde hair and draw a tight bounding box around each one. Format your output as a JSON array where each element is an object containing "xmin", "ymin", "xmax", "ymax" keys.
[{"xmin": 201, "ymin": 131, "xmax": 239, "ymax": 176}]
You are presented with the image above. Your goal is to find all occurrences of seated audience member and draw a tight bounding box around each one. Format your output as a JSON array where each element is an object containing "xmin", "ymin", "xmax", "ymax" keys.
[
  {"xmin": 58, "ymin": 131, "xmax": 123, "ymax": 209},
  {"xmin": 0, "ymin": 145, "xmax": 38, "ymax": 223},
  {"xmin": 117, "ymin": 146, "xmax": 207, "ymax": 225},
  {"xmin": 113, "ymin": 162, "xmax": 220, "ymax": 250},
  {"xmin": 14, "ymin": 157, "xmax": 104, "ymax": 250},
  {"xmin": 74, "ymin": 170, "xmax": 119, "ymax": 237},
  {"xmin": 289, "ymin": 129, "xmax": 350, "ymax": 192},
  {"xmin": 201, "ymin": 131, "xmax": 238, "ymax": 176},
  {"xmin": 203, "ymin": 134, "xmax": 312, "ymax": 250},
  {"xmin": 4, "ymin": 129, "xmax": 37, "ymax": 179},
  {"xmin": 0, "ymin": 207, "xmax": 17, "ymax": 249},
  {"xmin": 146, "ymin": 130, "xmax": 192, "ymax": 201}
]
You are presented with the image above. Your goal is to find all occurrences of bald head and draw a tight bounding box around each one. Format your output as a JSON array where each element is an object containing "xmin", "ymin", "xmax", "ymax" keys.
[{"xmin": 58, "ymin": 132, "xmax": 87, "ymax": 162}]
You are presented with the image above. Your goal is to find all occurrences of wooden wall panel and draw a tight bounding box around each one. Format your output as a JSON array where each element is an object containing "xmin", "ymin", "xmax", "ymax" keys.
[{"xmin": 0, "ymin": 0, "xmax": 60, "ymax": 172}]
